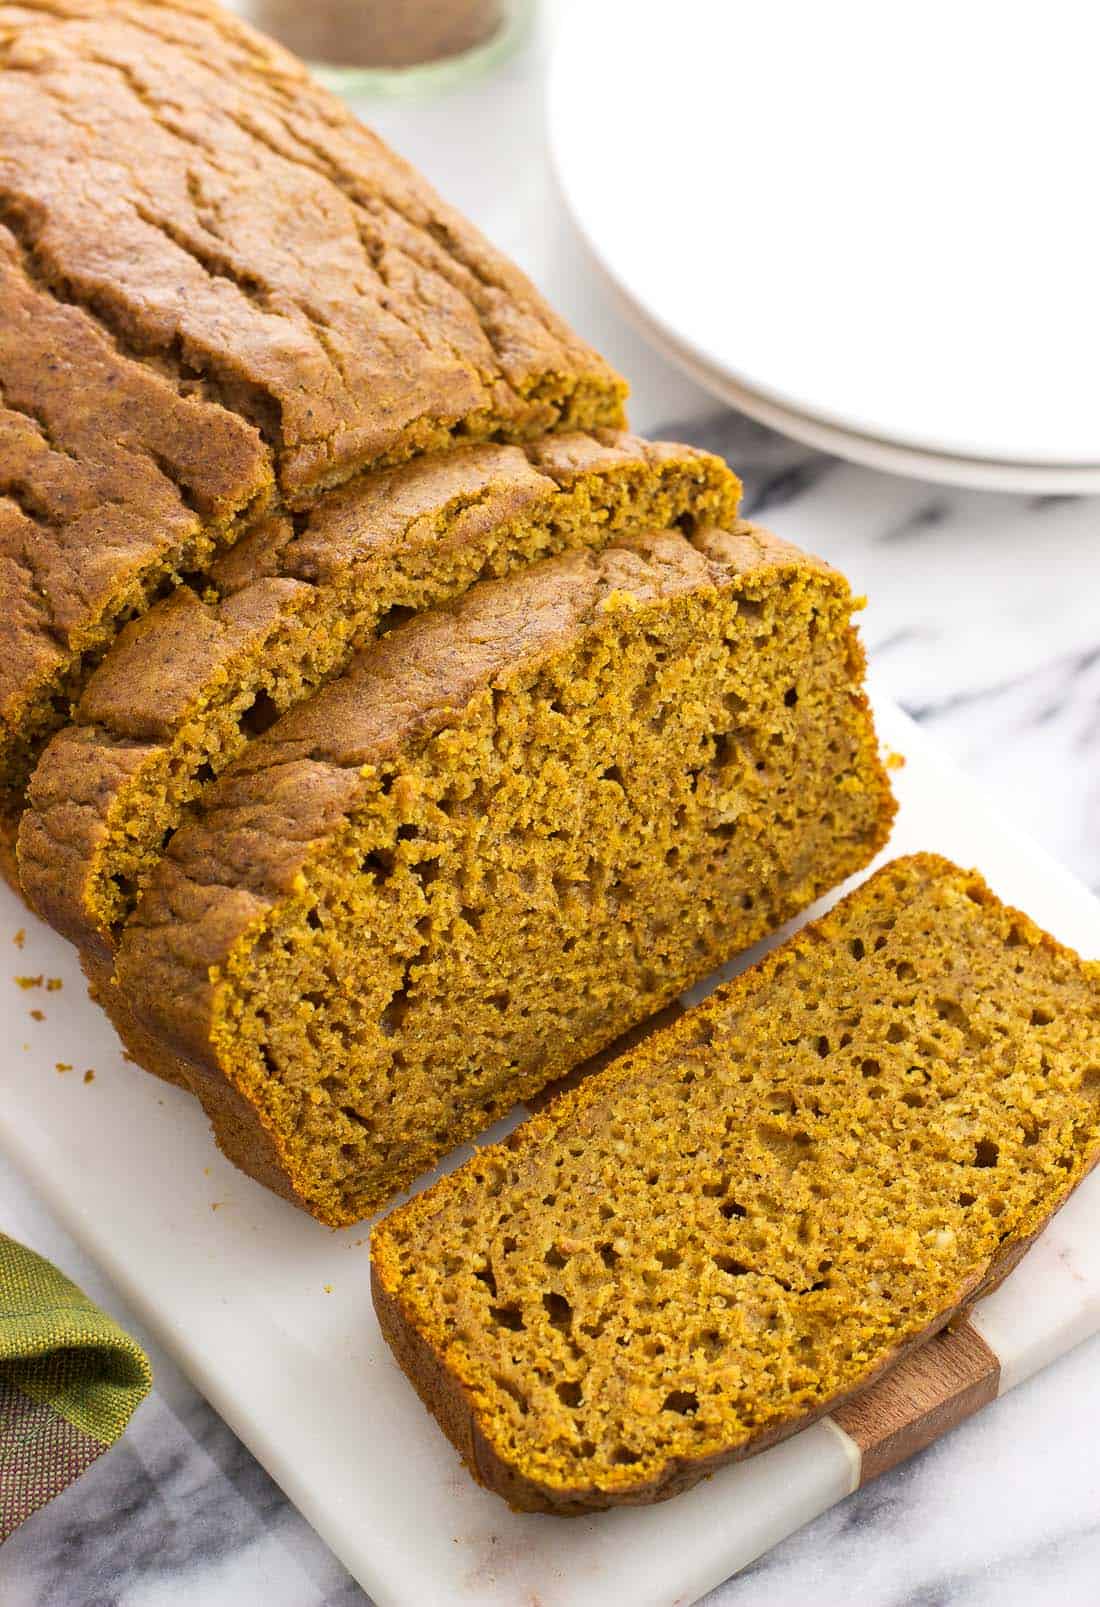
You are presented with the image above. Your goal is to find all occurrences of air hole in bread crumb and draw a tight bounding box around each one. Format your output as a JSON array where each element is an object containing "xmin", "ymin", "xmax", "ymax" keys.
[
  {"xmin": 413, "ymin": 857, "xmax": 441, "ymax": 890},
  {"xmin": 663, "ymin": 1389, "xmax": 699, "ymax": 1415},
  {"xmin": 362, "ymin": 849, "xmax": 395, "ymax": 882},
  {"xmin": 1031, "ymin": 1006, "xmax": 1055, "ymax": 1027},
  {"xmin": 490, "ymin": 1304, "xmax": 524, "ymax": 1331},
  {"xmin": 543, "ymin": 1292, "xmax": 572, "ymax": 1332},
  {"xmin": 474, "ymin": 1265, "xmax": 497, "ymax": 1298},
  {"xmin": 544, "ymin": 1247, "xmax": 567, "ymax": 1269},
  {"xmin": 380, "ymin": 988, "xmax": 410, "ymax": 1036},
  {"xmin": 714, "ymin": 1255, "xmax": 749, "ymax": 1277},
  {"xmin": 935, "ymin": 997, "xmax": 969, "ymax": 1028},
  {"xmin": 239, "ymin": 689, "xmax": 279, "ymax": 738},
  {"xmin": 556, "ymin": 1379, "xmax": 583, "ymax": 1408},
  {"xmin": 611, "ymin": 1446, "xmax": 642, "ymax": 1466},
  {"xmin": 719, "ymin": 1199, "xmax": 746, "ymax": 1220},
  {"xmin": 656, "ymin": 1248, "xmax": 682, "ymax": 1270},
  {"xmin": 974, "ymin": 1139, "xmax": 999, "ymax": 1168}
]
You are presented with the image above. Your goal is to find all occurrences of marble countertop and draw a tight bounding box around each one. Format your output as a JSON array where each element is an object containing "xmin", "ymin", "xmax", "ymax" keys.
[{"xmin": 4, "ymin": 11, "xmax": 1099, "ymax": 1606}]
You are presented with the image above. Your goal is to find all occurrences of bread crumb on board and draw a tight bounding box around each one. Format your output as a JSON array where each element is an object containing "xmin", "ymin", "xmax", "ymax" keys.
[
  {"xmin": 83, "ymin": 1069, "xmax": 95, "ymax": 1084},
  {"xmin": 29, "ymin": 1009, "xmax": 44, "ymax": 1022},
  {"xmin": 14, "ymin": 975, "xmax": 42, "ymax": 990},
  {"xmin": 46, "ymin": 977, "xmax": 62, "ymax": 992},
  {"xmin": 886, "ymin": 749, "xmax": 906, "ymax": 771},
  {"xmin": 55, "ymin": 1062, "xmax": 71, "ymax": 1074},
  {"xmin": 12, "ymin": 928, "xmax": 25, "ymax": 949}
]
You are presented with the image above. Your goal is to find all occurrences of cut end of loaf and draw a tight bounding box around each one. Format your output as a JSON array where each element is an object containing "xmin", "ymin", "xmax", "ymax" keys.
[
  {"xmin": 370, "ymin": 855, "xmax": 1100, "ymax": 1512},
  {"xmin": 115, "ymin": 523, "xmax": 894, "ymax": 1226},
  {"xmin": 17, "ymin": 435, "xmax": 739, "ymax": 951}
]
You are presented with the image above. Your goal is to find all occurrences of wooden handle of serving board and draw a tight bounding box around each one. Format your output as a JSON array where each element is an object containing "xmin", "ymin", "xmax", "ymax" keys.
[{"xmin": 832, "ymin": 1321, "xmax": 1000, "ymax": 1487}]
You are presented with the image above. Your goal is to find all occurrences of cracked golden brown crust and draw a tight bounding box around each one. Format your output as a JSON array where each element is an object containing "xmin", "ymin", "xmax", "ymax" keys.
[
  {"xmin": 111, "ymin": 523, "xmax": 893, "ymax": 1216},
  {"xmin": 370, "ymin": 855, "xmax": 1100, "ymax": 1513},
  {"xmin": 0, "ymin": 0, "xmax": 624, "ymax": 821},
  {"xmin": 0, "ymin": 220, "xmax": 272, "ymax": 806},
  {"xmin": 18, "ymin": 432, "xmax": 738, "ymax": 953},
  {"xmin": 0, "ymin": 0, "xmax": 625, "ymax": 508}
]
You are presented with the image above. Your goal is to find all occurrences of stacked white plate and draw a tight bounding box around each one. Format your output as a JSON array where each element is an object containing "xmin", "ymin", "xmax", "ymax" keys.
[{"xmin": 549, "ymin": 0, "xmax": 1100, "ymax": 493}]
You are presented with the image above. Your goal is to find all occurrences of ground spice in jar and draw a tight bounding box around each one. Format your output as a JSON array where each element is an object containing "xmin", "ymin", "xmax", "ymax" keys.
[{"xmin": 240, "ymin": 0, "xmax": 506, "ymax": 70}]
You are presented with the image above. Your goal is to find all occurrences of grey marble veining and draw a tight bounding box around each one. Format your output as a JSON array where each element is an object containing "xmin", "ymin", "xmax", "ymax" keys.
[{"xmin": 2, "ymin": 9, "xmax": 1099, "ymax": 1605}]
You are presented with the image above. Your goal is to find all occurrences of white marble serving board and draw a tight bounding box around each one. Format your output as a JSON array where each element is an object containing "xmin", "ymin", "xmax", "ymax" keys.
[{"xmin": 1, "ymin": 687, "xmax": 1098, "ymax": 1607}]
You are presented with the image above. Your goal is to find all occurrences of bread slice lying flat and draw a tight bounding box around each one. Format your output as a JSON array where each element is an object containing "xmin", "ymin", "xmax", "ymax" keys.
[
  {"xmin": 371, "ymin": 855, "xmax": 1100, "ymax": 1513},
  {"xmin": 113, "ymin": 523, "xmax": 893, "ymax": 1224}
]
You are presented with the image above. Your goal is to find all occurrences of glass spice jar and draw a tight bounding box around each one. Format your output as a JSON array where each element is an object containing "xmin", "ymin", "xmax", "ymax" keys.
[{"xmin": 230, "ymin": 0, "xmax": 531, "ymax": 94}]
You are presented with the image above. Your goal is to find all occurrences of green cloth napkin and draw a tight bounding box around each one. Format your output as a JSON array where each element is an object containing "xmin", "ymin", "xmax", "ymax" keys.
[{"xmin": 0, "ymin": 1231, "xmax": 152, "ymax": 1540}]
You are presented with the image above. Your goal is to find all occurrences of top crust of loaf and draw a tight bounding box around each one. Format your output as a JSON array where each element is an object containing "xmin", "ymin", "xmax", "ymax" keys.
[
  {"xmin": 0, "ymin": 0, "xmax": 624, "ymax": 809},
  {"xmin": 371, "ymin": 855, "xmax": 1100, "ymax": 1513},
  {"xmin": 0, "ymin": 0, "xmax": 625, "ymax": 511},
  {"xmin": 0, "ymin": 222, "xmax": 272, "ymax": 728}
]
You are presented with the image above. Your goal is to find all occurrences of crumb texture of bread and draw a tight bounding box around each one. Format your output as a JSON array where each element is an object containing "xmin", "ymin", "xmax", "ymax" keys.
[
  {"xmin": 18, "ymin": 433, "xmax": 738, "ymax": 952},
  {"xmin": 371, "ymin": 855, "xmax": 1100, "ymax": 1513},
  {"xmin": 115, "ymin": 523, "xmax": 894, "ymax": 1223},
  {"xmin": 0, "ymin": 0, "xmax": 624, "ymax": 823}
]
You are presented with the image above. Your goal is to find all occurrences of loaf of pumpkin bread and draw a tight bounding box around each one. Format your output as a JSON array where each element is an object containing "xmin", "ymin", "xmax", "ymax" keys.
[
  {"xmin": 19, "ymin": 433, "xmax": 737, "ymax": 954},
  {"xmin": 0, "ymin": 0, "xmax": 625, "ymax": 836},
  {"xmin": 113, "ymin": 522, "xmax": 895, "ymax": 1223},
  {"xmin": 372, "ymin": 855, "xmax": 1100, "ymax": 1513}
]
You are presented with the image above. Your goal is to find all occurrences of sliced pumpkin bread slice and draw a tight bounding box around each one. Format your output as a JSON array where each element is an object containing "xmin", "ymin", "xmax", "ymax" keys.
[
  {"xmin": 112, "ymin": 523, "xmax": 894, "ymax": 1222},
  {"xmin": 371, "ymin": 854, "xmax": 1100, "ymax": 1513},
  {"xmin": 19, "ymin": 432, "xmax": 735, "ymax": 954}
]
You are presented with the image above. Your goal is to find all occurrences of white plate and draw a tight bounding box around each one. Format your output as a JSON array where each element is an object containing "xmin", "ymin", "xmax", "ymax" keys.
[
  {"xmin": 591, "ymin": 277, "xmax": 1100, "ymax": 495},
  {"xmin": 549, "ymin": 0, "xmax": 1100, "ymax": 478},
  {"xmin": 2, "ymin": 691, "xmax": 1100, "ymax": 1607}
]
